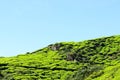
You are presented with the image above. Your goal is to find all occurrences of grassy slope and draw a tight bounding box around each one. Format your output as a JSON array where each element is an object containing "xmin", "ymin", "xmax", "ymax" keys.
[{"xmin": 0, "ymin": 35, "xmax": 120, "ymax": 80}]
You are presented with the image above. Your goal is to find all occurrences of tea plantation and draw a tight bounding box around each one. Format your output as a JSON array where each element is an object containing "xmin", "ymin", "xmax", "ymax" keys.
[{"xmin": 1, "ymin": 35, "xmax": 120, "ymax": 80}]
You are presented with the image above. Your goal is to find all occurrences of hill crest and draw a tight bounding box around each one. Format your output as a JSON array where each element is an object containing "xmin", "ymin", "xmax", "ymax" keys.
[{"xmin": 1, "ymin": 35, "xmax": 120, "ymax": 80}]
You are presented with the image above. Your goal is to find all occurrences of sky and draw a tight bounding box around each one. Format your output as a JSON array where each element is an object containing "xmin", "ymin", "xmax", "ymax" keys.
[{"xmin": 0, "ymin": 0, "xmax": 120, "ymax": 57}]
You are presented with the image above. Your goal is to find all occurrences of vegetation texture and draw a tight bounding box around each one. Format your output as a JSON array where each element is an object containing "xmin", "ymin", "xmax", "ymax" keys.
[{"xmin": 1, "ymin": 35, "xmax": 120, "ymax": 80}]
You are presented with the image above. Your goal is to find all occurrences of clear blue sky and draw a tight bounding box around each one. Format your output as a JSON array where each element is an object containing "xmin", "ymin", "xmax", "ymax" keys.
[{"xmin": 0, "ymin": 0, "xmax": 120, "ymax": 57}]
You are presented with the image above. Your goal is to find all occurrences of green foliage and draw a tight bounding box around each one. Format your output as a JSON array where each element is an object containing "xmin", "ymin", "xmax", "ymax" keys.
[{"xmin": 1, "ymin": 35, "xmax": 120, "ymax": 80}]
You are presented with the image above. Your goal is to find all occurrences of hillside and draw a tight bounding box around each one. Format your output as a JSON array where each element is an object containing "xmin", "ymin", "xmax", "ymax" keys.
[{"xmin": 1, "ymin": 35, "xmax": 120, "ymax": 80}]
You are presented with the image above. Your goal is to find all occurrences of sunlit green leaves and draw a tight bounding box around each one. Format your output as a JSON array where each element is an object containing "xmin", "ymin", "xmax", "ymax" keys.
[{"xmin": 1, "ymin": 35, "xmax": 120, "ymax": 79}]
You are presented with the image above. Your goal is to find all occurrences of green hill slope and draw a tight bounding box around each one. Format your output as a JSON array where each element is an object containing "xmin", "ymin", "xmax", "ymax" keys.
[{"xmin": 1, "ymin": 35, "xmax": 120, "ymax": 80}]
